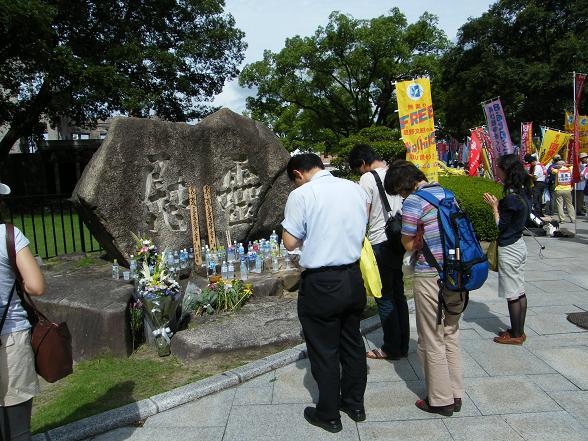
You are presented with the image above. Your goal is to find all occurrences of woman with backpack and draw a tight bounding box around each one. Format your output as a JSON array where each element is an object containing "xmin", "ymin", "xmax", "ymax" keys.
[
  {"xmin": 385, "ymin": 160, "xmax": 464, "ymax": 417},
  {"xmin": 483, "ymin": 154, "xmax": 531, "ymax": 345}
]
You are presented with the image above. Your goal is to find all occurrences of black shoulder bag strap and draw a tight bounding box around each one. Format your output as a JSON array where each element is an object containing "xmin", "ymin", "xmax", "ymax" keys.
[{"xmin": 370, "ymin": 170, "xmax": 392, "ymax": 220}]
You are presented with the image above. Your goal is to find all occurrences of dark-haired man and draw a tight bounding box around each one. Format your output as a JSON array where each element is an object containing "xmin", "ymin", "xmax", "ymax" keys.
[
  {"xmin": 524, "ymin": 153, "xmax": 546, "ymax": 216},
  {"xmin": 282, "ymin": 153, "xmax": 368, "ymax": 433},
  {"xmin": 348, "ymin": 144, "xmax": 409, "ymax": 360}
]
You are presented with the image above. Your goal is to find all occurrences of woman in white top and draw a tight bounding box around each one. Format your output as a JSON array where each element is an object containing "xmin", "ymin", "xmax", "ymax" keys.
[{"xmin": 0, "ymin": 182, "xmax": 46, "ymax": 441}]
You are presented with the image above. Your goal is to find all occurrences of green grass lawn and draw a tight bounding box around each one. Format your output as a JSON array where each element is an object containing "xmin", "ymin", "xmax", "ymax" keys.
[
  {"xmin": 7, "ymin": 211, "xmax": 101, "ymax": 258},
  {"xmin": 31, "ymin": 343, "xmax": 293, "ymax": 434}
]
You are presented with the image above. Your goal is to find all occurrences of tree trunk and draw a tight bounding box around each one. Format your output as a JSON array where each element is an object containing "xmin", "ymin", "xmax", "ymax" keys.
[{"xmin": 0, "ymin": 82, "xmax": 52, "ymax": 166}]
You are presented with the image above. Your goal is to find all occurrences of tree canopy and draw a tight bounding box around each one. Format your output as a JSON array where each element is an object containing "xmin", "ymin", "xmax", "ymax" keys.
[
  {"xmin": 440, "ymin": 0, "xmax": 588, "ymax": 137},
  {"xmin": 239, "ymin": 9, "xmax": 449, "ymax": 152},
  {"xmin": 0, "ymin": 0, "xmax": 246, "ymax": 161}
]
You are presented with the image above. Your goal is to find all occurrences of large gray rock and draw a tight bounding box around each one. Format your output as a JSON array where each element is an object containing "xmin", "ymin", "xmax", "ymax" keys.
[
  {"xmin": 171, "ymin": 298, "xmax": 303, "ymax": 361},
  {"xmin": 73, "ymin": 109, "xmax": 293, "ymax": 264},
  {"xmin": 37, "ymin": 264, "xmax": 134, "ymax": 361}
]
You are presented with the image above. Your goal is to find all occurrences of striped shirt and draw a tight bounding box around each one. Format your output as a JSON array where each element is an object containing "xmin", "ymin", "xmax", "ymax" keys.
[{"xmin": 401, "ymin": 183, "xmax": 446, "ymax": 273}]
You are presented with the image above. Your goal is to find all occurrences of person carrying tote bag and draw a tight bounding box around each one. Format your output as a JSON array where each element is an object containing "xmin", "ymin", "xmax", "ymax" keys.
[{"xmin": 0, "ymin": 189, "xmax": 46, "ymax": 441}]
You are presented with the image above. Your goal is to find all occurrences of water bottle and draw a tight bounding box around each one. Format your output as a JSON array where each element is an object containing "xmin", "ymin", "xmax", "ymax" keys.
[
  {"xmin": 201, "ymin": 245, "xmax": 207, "ymax": 267},
  {"xmin": 129, "ymin": 255, "xmax": 136, "ymax": 279},
  {"xmin": 173, "ymin": 250, "xmax": 180, "ymax": 272},
  {"xmin": 208, "ymin": 259, "xmax": 216, "ymax": 276},
  {"xmin": 112, "ymin": 259, "xmax": 119, "ymax": 279},
  {"xmin": 240, "ymin": 256, "xmax": 248, "ymax": 280},
  {"xmin": 272, "ymin": 254, "xmax": 279, "ymax": 273},
  {"xmin": 270, "ymin": 229, "xmax": 278, "ymax": 245},
  {"xmin": 248, "ymin": 251, "xmax": 256, "ymax": 272},
  {"xmin": 221, "ymin": 261, "xmax": 228, "ymax": 279},
  {"xmin": 227, "ymin": 260, "xmax": 235, "ymax": 280},
  {"xmin": 238, "ymin": 243, "xmax": 245, "ymax": 260},
  {"xmin": 188, "ymin": 247, "xmax": 194, "ymax": 269},
  {"xmin": 254, "ymin": 252, "xmax": 263, "ymax": 273},
  {"xmin": 180, "ymin": 249, "xmax": 187, "ymax": 270},
  {"xmin": 284, "ymin": 252, "xmax": 291, "ymax": 270}
]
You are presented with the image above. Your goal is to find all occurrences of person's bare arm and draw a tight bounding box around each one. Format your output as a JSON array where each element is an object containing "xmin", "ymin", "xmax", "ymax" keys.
[
  {"xmin": 282, "ymin": 230, "xmax": 303, "ymax": 251},
  {"xmin": 401, "ymin": 235, "xmax": 415, "ymax": 251},
  {"xmin": 16, "ymin": 246, "xmax": 45, "ymax": 296}
]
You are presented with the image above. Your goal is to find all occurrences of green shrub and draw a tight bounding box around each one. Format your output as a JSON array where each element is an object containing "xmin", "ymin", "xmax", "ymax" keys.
[
  {"xmin": 439, "ymin": 176, "xmax": 503, "ymax": 242},
  {"xmin": 331, "ymin": 126, "xmax": 406, "ymax": 178}
]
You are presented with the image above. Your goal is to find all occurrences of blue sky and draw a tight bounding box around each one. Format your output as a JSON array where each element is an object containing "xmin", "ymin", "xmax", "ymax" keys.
[{"xmin": 212, "ymin": 0, "xmax": 495, "ymax": 112}]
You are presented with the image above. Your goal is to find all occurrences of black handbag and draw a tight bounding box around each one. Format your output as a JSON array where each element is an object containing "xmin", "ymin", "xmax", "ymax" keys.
[{"xmin": 370, "ymin": 170, "xmax": 403, "ymax": 244}]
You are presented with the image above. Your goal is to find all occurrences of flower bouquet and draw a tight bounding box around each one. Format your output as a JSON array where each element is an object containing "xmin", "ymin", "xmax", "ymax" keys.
[
  {"xmin": 194, "ymin": 279, "xmax": 253, "ymax": 315},
  {"xmin": 131, "ymin": 233, "xmax": 158, "ymax": 282},
  {"xmin": 137, "ymin": 252, "xmax": 181, "ymax": 357}
]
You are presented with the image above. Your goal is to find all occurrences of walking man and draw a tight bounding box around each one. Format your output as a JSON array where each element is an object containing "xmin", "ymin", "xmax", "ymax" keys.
[
  {"xmin": 282, "ymin": 153, "xmax": 369, "ymax": 433},
  {"xmin": 348, "ymin": 144, "xmax": 409, "ymax": 360}
]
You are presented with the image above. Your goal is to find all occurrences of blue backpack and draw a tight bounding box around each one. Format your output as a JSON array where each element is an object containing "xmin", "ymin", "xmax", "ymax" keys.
[{"xmin": 415, "ymin": 186, "xmax": 489, "ymax": 323}]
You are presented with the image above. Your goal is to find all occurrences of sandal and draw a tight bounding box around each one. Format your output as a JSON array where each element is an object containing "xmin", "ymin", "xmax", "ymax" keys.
[
  {"xmin": 415, "ymin": 398, "xmax": 454, "ymax": 417},
  {"xmin": 498, "ymin": 329, "xmax": 527, "ymax": 341},
  {"xmin": 366, "ymin": 348, "xmax": 389, "ymax": 359},
  {"xmin": 493, "ymin": 332, "xmax": 524, "ymax": 345}
]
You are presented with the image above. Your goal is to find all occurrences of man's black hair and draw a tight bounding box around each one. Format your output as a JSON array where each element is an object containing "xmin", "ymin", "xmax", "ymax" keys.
[
  {"xmin": 286, "ymin": 153, "xmax": 325, "ymax": 181},
  {"xmin": 523, "ymin": 153, "xmax": 535, "ymax": 164},
  {"xmin": 348, "ymin": 144, "xmax": 380, "ymax": 170}
]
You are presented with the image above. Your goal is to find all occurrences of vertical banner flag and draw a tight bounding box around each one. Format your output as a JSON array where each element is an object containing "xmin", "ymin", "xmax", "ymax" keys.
[
  {"xmin": 396, "ymin": 77, "xmax": 439, "ymax": 181},
  {"xmin": 573, "ymin": 73, "xmax": 587, "ymax": 183},
  {"xmin": 520, "ymin": 122, "xmax": 533, "ymax": 161},
  {"xmin": 479, "ymin": 129, "xmax": 499, "ymax": 181},
  {"xmin": 483, "ymin": 98, "xmax": 514, "ymax": 156},
  {"xmin": 565, "ymin": 111, "xmax": 588, "ymax": 153},
  {"xmin": 468, "ymin": 129, "xmax": 483, "ymax": 176},
  {"xmin": 468, "ymin": 128, "xmax": 482, "ymax": 176},
  {"xmin": 539, "ymin": 128, "xmax": 571, "ymax": 165}
]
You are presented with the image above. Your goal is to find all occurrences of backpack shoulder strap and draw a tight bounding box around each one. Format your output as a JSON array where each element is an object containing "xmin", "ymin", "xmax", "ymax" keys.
[
  {"xmin": 370, "ymin": 170, "xmax": 392, "ymax": 215},
  {"xmin": 414, "ymin": 186, "xmax": 443, "ymax": 208}
]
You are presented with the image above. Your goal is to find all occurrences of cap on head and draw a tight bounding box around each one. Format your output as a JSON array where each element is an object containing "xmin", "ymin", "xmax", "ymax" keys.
[
  {"xmin": 553, "ymin": 154, "xmax": 562, "ymax": 160},
  {"xmin": 0, "ymin": 183, "xmax": 10, "ymax": 195},
  {"xmin": 557, "ymin": 160, "xmax": 565, "ymax": 166},
  {"xmin": 524, "ymin": 153, "xmax": 534, "ymax": 164}
]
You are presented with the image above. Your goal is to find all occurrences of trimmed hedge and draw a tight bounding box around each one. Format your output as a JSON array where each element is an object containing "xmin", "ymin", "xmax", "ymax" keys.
[{"xmin": 439, "ymin": 176, "xmax": 503, "ymax": 242}]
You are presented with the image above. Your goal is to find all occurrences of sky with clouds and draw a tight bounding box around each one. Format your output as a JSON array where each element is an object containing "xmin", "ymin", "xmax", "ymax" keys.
[{"xmin": 212, "ymin": 0, "xmax": 496, "ymax": 112}]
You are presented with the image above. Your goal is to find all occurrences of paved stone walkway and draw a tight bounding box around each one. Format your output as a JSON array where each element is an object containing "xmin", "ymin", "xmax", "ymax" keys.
[{"xmin": 93, "ymin": 219, "xmax": 588, "ymax": 441}]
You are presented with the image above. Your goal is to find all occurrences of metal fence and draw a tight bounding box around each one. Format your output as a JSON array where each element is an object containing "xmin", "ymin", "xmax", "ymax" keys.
[{"xmin": 1, "ymin": 195, "xmax": 102, "ymax": 259}]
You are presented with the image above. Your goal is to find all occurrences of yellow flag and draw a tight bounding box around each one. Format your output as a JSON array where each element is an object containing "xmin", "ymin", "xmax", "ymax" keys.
[
  {"xmin": 565, "ymin": 111, "xmax": 588, "ymax": 154},
  {"xmin": 396, "ymin": 78, "xmax": 439, "ymax": 181},
  {"xmin": 539, "ymin": 129, "xmax": 571, "ymax": 165}
]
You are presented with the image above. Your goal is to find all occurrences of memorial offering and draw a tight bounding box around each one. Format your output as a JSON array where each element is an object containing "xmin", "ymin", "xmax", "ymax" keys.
[{"xmin": 137, "ymin": 251, "xmax": 181, "ymax": 356}]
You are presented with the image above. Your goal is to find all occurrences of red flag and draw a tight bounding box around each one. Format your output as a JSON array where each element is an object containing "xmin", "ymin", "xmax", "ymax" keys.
[
  {"xmin": 469, "ymin": 129, "xmax": 482, "ymax": 176},
  {"xmin": 520, "ymin": 122, "xmax": 532, "ymax": 162},
  {"xmin": 573, "ymin": 73, "xmax": 586, "ymax": 183}
]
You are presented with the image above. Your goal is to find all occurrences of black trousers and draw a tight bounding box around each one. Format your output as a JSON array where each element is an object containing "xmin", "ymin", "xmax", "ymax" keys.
[
  {"xmin": 372, "ymin": 241, "xmax": 409, "ymax": 357},
  {"xmin": 532, "ymin": 181, "xmax": 546, "ymax": 215},
  {"xmin": 0, "ymin": 399, "xmax": 33, "ymax": 441},
  {"xmin": 298, "ymin": 264, "xmax": 367, "ymax": 421}
]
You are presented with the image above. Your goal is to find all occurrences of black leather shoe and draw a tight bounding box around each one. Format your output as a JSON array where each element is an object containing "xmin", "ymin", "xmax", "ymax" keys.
[
  {"xmin": 340, "ymin": 406, "xmax": 366, "ymax": 422},
  {"xmin": 303, "ymin": 407, "xmax": 342, "ymax": 433}
]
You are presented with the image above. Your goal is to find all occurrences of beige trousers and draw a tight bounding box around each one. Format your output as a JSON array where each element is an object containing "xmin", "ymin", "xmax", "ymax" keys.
[
  {"xmin": 414, "ymin": 274, "xmax": 464, "ymax": 407},
  {"xmin": 555, "ymin": 190, "xmax": 575, "ymax": 223}
]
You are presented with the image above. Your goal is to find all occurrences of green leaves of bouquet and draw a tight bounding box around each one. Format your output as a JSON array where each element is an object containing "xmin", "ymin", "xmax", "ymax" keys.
[{"xmin": 194, "ymin": 279, "xmax": 253, "ymax": 315}]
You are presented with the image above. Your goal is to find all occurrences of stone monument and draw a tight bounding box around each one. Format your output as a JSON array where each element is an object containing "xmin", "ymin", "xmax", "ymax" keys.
[{"xmin": 73, "ymin": 109, "xmax": 293, "ymax": 264}]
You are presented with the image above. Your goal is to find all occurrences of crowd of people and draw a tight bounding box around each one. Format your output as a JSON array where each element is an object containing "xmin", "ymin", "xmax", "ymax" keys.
[
  {"xmin": 281, "ymin": 148, "xmax": 536, "ymax": 432},
  {"xmin": 524, "ymin": 151, "xmax": 588, "ymax": 222}
]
